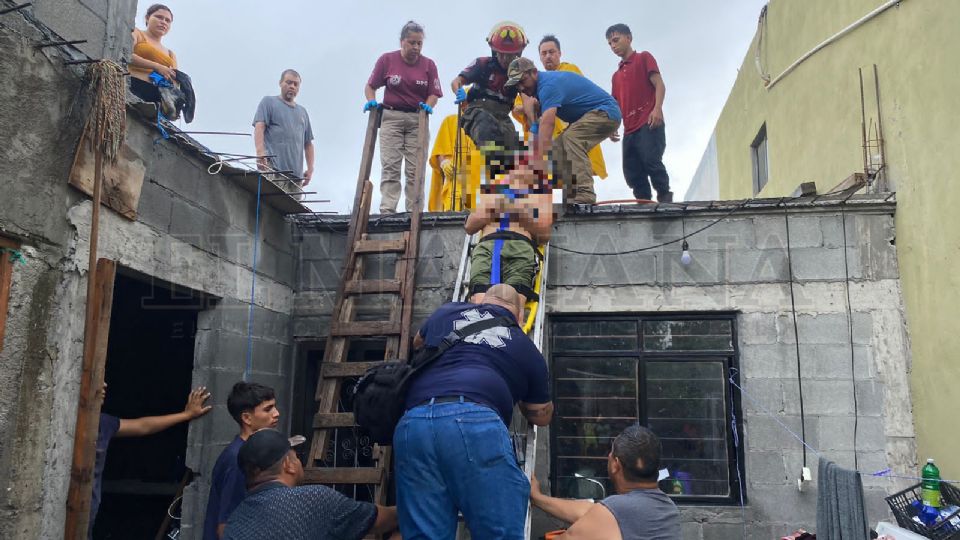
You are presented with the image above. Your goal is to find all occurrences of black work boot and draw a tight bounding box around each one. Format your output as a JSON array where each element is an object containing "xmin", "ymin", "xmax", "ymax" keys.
[{"xmin": 657, "ymin": 191, "xmax": 674, "ymax": 203}]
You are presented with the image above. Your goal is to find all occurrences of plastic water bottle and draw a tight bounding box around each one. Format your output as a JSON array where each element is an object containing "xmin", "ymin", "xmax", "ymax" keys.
[{"xmin": 922, "ymin": 458, "xmax": 942, "ymax": 508}]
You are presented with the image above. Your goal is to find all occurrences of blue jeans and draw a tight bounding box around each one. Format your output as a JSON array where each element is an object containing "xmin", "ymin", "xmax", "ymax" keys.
[{"xmin": 394, "ymin": 399, "xmax": 529, "ymax": 540}]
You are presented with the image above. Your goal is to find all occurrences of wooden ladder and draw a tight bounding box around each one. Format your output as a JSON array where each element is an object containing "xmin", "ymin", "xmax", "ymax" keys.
[{"xmin": 304, "ymin": 108, "xmax": 429, "ymax": 506}]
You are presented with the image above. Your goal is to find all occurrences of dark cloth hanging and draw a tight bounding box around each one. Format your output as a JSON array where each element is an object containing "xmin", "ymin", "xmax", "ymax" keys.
[{"xmin": 817, "ymin": 456, "xmax": 870, "ymax": 539}]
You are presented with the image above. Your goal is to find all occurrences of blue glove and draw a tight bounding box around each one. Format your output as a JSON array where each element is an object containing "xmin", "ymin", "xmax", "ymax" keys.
[
  {"xmin": 454, "ymin": 87, "xmax": 467, "ymax": 104},
  {"xmin": 363, "ymin": 99, "xmax": 378, "ymax": 112},
  {"xmin": 529, "ymin": 122, "xmax": 539, "ymax": 135},
  {"xmin": 419, "ymin": 102, "xmax": 433, "ymax": 114}
]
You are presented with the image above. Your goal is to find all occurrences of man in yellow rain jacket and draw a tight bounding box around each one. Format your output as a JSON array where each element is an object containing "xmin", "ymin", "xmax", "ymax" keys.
[
  {"xmin": 512, "ymin": 34, "xmax": 607, "ymax": 183},
  {"xmin": 427, "ymin": 112, "xmax": 483, "ymax": 211}
]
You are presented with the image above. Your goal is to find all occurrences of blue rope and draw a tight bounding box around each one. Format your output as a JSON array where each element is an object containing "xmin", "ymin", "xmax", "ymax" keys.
[
  {"xmin": 244, "ymin": 175, "xmax": 263, "ymax": 381},
  {"xmin": 728, "ymin": 367, "xmax": 960, "ymax": 485},
  {"xmin": 728, "ymin": 369, "xmax": 748, "ymax": 539}
]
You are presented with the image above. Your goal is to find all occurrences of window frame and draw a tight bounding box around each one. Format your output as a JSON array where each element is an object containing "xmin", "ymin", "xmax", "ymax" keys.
[
  {"xmin": 751, "ymin": 123, "xmax": 769, "ymax": 195},
  {"xmin": 548, "ymin": 312, "xmax": 746, "ymax": 506}
]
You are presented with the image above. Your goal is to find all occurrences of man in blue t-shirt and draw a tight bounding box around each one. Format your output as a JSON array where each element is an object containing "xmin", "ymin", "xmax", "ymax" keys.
[
  {"xmin": 506, "ymin": 57, "xmax": 622, "ymax": 206},
  {"xmin": 397, "ymin": 284, "xmax": 553, "ymax": 540},
  {"xmin": 203, "ymin": 382, "xmax": 280, "ymax": 539}
]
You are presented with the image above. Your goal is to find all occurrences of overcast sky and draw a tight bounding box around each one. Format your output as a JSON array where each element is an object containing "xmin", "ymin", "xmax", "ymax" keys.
[{"xmin": 139, "ymin": 1, "xmax": 767, "ymax": 213}]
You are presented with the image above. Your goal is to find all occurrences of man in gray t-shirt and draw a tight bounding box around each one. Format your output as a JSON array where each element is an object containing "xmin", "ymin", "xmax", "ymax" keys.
[
  {"xmin": 529, "ymin": 424, "xmax": 680, "ymax": 539},
  {"xmin": 254, "ymin": 69, "xmax": 314, "ymax": 199}
]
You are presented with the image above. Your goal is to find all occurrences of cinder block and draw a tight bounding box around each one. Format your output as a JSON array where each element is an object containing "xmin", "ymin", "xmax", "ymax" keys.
[
  {"xmin": 680, "ymin": 521, "xmax": 703, "ymax": 540},
  {"xmin": 795, "ymin": 314, "xmax": 849, "ymax": 344},
  {"xmin": 754, "ymin": 216, "xmax": 788, "ymax": 249},
  {"xmin": 739, "ymin": 343, "xmax": 797, "ymax": 379},
  {"xmin": 820, "ymin": 215, "xmax": 845, "ymax": 248},
  {"xmin": 683, "ymin": 217, "xmax": 756, "ymax": 250},
  {"xmin": 299, "ymin": 258, "xmax": 343, "ymax": 291},
  {"xmin": 661, "ymin": 249, "xmax": 727, "ymax": 285},
  {"xmin": 551, "ymin": 251, "xmax": 657, "ymax": 286},
  {"xmin": 739, "ymin": 379, "xmax": 784, "ymax": 415},
  {"xmin": 743, "ymin": 414, "xmax": 819, "ymax": 452},
  {"xmin": 292, "ymin": 315, "xmax": 330, "ymax": 339},
  {"xmin": 789, "ymin": 247, "xmax": 847, "ymax": 281},
  {"xmin": 726, "ymin": 248, "xmax": 789, "ymax": 283},
  {"xmin": 852, "ymin": 312, "xmax": 873, "ymax": 345},
  {"xmin": 794, "ymin": 380, "xmax": 854, "ymax": 415},
  {"xmin": 702, "ymin": 522, "xmax": 774, "ymax": 540},
  {"xmin": 785, "ymin": 216, "xmax": 824, "ymax": 248},
  {"xmin": 747, "ymin": 450, "xmax": 788, "ymax": 484},
  {"xmin": 747, "ymin": 484, "xmax": 818, "ymax": 527},
  {"xmin": 738, "ymin": 312, "xmax": 779, "ymax": 345},
  {"xmin": 799, "ymin": 344, "xmax": 855, "ymax": 379},
  {"xmin": 817, "ymin": 415, "xmax": 885, "ymax": 452},
  {"xmin": 854, "ymin": 380, "xmax": 885, "ymax": 417}
]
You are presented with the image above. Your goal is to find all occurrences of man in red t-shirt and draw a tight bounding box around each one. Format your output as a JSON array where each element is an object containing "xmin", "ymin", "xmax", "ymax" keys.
[{"xmin": 606, "ymin": 24, "xmax": 672, "ymax": 203}]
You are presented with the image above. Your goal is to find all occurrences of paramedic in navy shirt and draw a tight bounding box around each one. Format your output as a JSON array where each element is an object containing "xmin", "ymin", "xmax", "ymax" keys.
[{"xmin": 396, "ymin": 283, "xmax": 553, "ymax": 540}]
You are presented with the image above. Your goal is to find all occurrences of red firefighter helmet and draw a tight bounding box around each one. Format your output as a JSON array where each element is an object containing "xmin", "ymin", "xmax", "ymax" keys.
[{"xmin": 487, "ymin": 21, "xmax": 528, "ymax": 54}]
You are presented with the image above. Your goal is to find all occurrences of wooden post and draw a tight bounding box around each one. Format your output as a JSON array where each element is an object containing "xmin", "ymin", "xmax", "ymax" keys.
[{"xmin": 64, "ymin": 150, "xmax": 117, "ymax": 540}]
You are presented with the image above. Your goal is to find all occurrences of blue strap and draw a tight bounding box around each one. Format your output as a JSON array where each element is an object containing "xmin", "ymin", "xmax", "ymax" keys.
[
  {"xmin": 155, "ymin": 108, "xmax": 170, "ymax": 140},
  {"xmin": 490, "ymin": 238, "xmax": 504, "ymax": 285}
]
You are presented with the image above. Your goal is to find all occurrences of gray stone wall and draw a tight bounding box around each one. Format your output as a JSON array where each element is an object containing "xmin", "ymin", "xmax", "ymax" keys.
[
  {"xmin": 0, "ymin": 12, "xmax": 295, "ymax": 539},
  {"xmin": 292, "ymin": 200, "xmax": 914, "ymax": 540},
  {"xmin": 28, "ymin": 0, "xmax": 137, "ymax": 61}
]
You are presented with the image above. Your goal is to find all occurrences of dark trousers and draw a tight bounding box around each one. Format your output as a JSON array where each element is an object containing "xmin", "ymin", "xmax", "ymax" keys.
[
  {"xmin": 129, "ymin": 77, "xmax": 160, "ymax": 103},
  {"xmin": 623, "ymin": 124, "xmax": 670, "ymax": 200}
]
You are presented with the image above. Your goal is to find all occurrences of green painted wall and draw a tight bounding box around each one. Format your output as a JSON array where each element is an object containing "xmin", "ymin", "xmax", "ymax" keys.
[{"xmin": 713, "ymin": 0, "xmax": 960, "ymax": 478}]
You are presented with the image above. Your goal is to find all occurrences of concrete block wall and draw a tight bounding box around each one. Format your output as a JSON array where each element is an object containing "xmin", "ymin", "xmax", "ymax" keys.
[
  {"xmin": 293, "ymin": 215, "xmax": 467, "ymax": 341},
  {"xmin": 293, "ymin": 201, "xmax": 913, "ymax": 539},
  {"xmin": 536, "ymin": 202, "xmax": 914, "ymax": 539},
  {"xmin": 0, "ymin": 12, "xmax": 297, "ymax": 536}
]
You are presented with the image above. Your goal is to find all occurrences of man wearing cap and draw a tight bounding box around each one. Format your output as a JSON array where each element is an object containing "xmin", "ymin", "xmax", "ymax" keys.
[
  {"xmin": 512, "ymin": 35, "xmax": 608, "ymax": 185},
  {"xmin": 394, "ymin": 284, "xmax": 553, "ymax": 539},
  {"xmin": 507, "ymin": 57, "xmax": 621, "ymax": 206},
  {"xmin": 222, "ymin": 429, "xmax": 399, "ymax": 540}
]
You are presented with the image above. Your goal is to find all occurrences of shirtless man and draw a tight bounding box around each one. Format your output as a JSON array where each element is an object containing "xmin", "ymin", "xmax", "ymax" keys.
[{"xmin": 464, "ymin": 165, "xmax": 553, "ymax": 305}]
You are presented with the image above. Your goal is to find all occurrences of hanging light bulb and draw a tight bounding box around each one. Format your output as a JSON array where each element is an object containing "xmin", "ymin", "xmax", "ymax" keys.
[{"xmin": 680, "ymin": 239, "xmax": 692, "ymax": 266}]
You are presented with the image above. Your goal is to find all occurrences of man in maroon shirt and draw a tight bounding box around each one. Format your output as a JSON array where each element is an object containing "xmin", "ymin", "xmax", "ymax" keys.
[
  {"xmin": 365, "ymin": 21, "xmax": 443, "ymax": 213},
  {"xmin": 606, "ymin": 24, "xmax": 673, "ymax": 203}
]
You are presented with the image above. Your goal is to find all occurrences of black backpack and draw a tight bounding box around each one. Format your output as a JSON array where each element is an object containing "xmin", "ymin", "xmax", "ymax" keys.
[{"xmin": 352, "ymin": 315, "xmax": 516, "ymax": 445}]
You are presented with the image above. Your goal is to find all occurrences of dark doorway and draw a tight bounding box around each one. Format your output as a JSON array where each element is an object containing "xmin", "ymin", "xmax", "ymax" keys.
[{"xmin": 93, "ymin": 271, "xmax": 207, "ymax": 539}]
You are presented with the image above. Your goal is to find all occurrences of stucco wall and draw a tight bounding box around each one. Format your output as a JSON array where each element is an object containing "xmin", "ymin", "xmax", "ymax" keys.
[{"xmin": 705, "ymin": 0, "xmax": 959, "ymax": 478}]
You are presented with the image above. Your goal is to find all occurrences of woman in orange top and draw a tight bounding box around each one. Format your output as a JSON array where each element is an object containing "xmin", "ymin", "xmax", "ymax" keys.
[{"xmin": 129, "ymin": 4, "xmax": 177, "ymax": 103}]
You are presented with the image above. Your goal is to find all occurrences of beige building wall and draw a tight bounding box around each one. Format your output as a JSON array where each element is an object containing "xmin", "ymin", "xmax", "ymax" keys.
[{"xmin": 709, "ymin": 0, "xmax": 960, "ymax": 478}]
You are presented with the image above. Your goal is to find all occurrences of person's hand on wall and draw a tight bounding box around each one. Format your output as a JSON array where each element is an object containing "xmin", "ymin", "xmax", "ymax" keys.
[{"xmin": 183, "ymin": 386, "xmax": 213, "ymax": 419}]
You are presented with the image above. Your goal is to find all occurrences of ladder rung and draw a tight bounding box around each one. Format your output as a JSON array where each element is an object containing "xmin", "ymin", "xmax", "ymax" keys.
[
  {"xmin": 355, "ymin": 238, "xmax": 406, "ymax": 254},
  {"xmin": 345, "ymin": 279, "xmax": 402, "ymax": 295},
  {"xmin": 320, "ymin": 361, "xmax": 383, "ymax": 378},
  {"xmin": 331, "ymin": 321, "xmax": 401, "ymax": 336},
  {"xmin": 313, "ymin": 412, "xmax": 355, "ymax": 429},
  {"xmin": 303, "ymin": 467, "xmax": 385, "ymax": 485}
]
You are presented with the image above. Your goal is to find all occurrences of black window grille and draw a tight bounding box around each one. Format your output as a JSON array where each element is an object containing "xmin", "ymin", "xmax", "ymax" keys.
[{"xmin": 550, "ymin": 314, "xmax": 744, "ymax": 504}]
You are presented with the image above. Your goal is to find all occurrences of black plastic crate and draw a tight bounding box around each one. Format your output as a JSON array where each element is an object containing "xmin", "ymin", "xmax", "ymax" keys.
[{"xmin": 885, "ymin": 481, "xmax": 960, "ymax": 539}]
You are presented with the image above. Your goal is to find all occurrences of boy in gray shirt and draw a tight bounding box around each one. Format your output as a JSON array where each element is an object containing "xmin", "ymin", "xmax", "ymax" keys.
[
  {"xmin": 530, "ymin": 424, "xmax": 680, "ymax": 540},
  {"xmin": 254, "ymin": 69, "xmax": 314, "ymax": 199}
]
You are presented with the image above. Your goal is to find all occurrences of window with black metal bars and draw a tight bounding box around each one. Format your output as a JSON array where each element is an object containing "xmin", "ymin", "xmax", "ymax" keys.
[{"xmin": 549, "ymin": 314, "xmax": 745, "ymax": 504}]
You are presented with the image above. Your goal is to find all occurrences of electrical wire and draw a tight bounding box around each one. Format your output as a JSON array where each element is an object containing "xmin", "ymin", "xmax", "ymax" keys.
[
  {"xmin": 840, "ymin": 204, "xmax": 860, "ymax": 470},
  {"xmin": 550, "ymin": 198, "xmax": 754, "ymax": 256},
  {"xmin": 782, "ymin": 203, "xmax": 808, "ymax": 468},
  {"xmin": 244, "ymin": 175, "xmax": 263, "ymax": 381}
]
